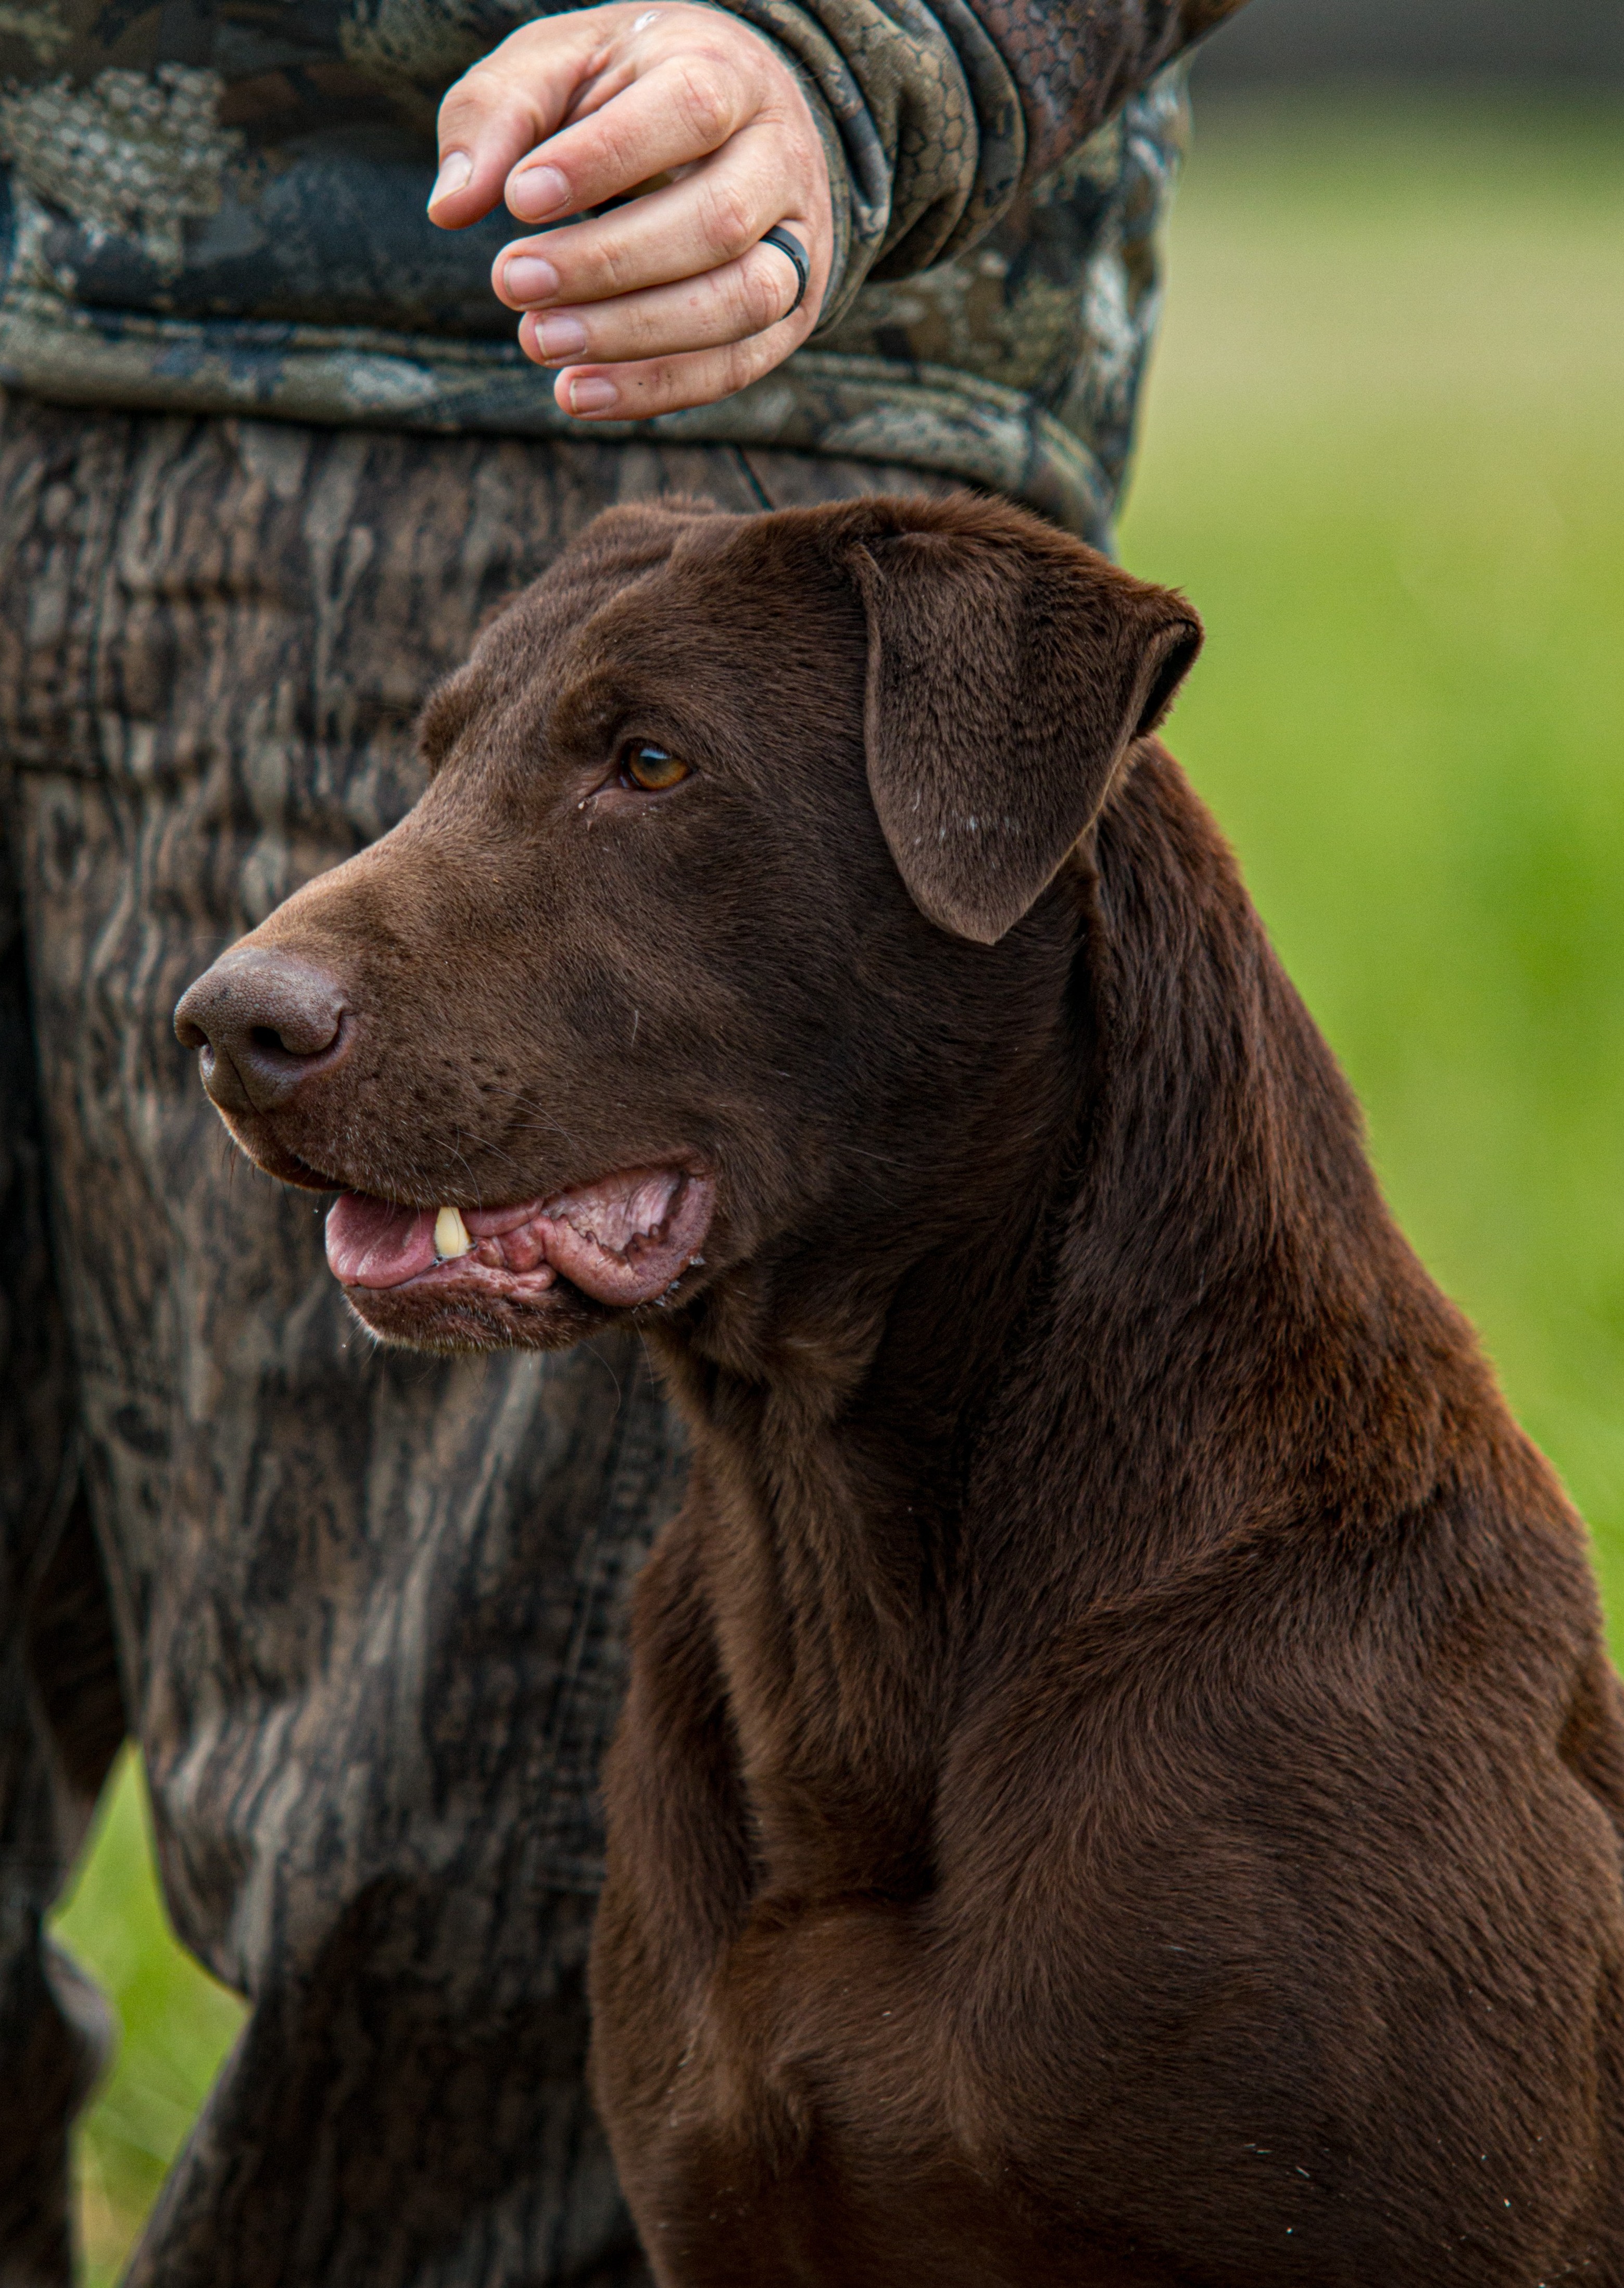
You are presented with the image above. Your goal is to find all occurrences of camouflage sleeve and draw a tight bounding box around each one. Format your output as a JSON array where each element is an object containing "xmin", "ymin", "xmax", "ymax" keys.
[{"xmin": 727, "ymin": 0, "xmax": 1246, "ymax": 324}]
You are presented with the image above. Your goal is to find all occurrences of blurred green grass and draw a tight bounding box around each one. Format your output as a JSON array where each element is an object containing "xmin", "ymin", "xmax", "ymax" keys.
[
  {"xmin": 1119, "ymin": 92, "xmax": 1624, "ymax": 1617},
  {"xmin": 51, "ymin": 1753, "xmax": 244, "ymax": 2285},
  {"xmin": 44, "ymin": 90, "xmax": 1624, "ymax": 2280}
]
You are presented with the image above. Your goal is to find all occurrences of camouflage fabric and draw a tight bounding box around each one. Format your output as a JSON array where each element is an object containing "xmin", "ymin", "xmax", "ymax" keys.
[
  {"xmin": 0, "ymin": 0, "xmax": 1243, "ymax": 542},
  {"xmin": 0, "ymin": 392, "xmax": 964, "ymax": 2288}
]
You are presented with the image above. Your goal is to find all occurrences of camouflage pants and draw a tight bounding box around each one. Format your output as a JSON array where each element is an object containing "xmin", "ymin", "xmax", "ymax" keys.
[{"xmin": 0, "ymin": 396, "xmax": 953, "ymax": 2288}]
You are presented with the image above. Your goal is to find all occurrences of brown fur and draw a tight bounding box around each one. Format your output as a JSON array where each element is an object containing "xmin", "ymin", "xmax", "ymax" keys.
[{"xmin": 175, "ymin": 494, "xmax": 1624, "ymax": 2284}]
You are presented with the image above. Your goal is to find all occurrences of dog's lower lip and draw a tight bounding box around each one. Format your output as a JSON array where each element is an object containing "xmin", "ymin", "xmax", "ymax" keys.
[{"xmin": 324, "ymin": 1165, "xmax": 714, "ymax": 1312}]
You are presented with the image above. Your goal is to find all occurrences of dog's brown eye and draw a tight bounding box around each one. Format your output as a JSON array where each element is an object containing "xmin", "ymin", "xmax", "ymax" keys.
[{"xmin": 620, "ymin": 743, "xmax": 689, "ymax": 792}]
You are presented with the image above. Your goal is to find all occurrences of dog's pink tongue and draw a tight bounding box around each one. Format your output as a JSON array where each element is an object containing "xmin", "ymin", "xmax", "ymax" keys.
[{"xmin": 325, "ymin": 1194, "xmax": 436, "ymax": 1288}]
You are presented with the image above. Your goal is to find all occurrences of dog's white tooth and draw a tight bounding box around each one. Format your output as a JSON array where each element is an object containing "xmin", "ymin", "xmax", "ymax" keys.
[{"xmin": 434, "ymin": 1206, "xmax": 473, "ymax": 1259}]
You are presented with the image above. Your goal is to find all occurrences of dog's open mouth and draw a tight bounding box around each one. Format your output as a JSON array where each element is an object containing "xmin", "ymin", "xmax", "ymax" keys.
[{"xmin": 325, "ymin": 1165, "xmax": 714, "ymax": 1311}]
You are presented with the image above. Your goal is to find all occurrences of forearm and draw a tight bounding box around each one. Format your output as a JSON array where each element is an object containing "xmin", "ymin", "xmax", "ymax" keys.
[
  {"xmin": 738, "ymin": 0, "xmax": 1245, "ymax": 319},
  {"xmin": 968, "ymin": 0, "xmax": 1244, "ymax": 177}
]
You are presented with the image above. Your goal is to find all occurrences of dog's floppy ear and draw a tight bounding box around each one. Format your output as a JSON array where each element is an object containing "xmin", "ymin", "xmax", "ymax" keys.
[{"xmin": 843, "ymin": 519, "xmax": 1202, "ymax": 945}]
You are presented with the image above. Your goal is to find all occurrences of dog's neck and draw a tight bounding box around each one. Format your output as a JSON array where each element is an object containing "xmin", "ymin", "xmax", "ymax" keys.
[{"xmin": 650, "ymin": 746, "xmax": 1492, "ymax": 1901}]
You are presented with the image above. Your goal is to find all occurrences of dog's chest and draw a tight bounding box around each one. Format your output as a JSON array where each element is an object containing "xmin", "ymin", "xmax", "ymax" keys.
[{"xmin": 603, "ymin": 1887, "xmax": 1199, "ymax": 2288}]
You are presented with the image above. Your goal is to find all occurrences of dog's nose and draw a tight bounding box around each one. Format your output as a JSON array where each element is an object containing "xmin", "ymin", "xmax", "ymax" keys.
[{"xmin": 174, "ymin": 947, "xmax": 350, "ymax": 1115}]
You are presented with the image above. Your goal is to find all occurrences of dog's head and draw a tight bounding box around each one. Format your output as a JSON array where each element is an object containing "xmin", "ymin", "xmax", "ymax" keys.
[{"xmin": 174, "ymin": 493, "xmax": 1199, "ymax": 1355}]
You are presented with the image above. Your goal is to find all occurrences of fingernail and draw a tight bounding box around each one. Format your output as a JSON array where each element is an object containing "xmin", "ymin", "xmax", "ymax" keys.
[
  {"xmin": 535, "ymin": 314, "xmax": 588, "ymax": 361},
  {"xmin": 509, "ymin": 163, "xmax": 570, "ymax": 220},
  {"xmin": 427, "ymin": 151, "xmax": 472, "ymax": 208},
  {"xmin": 567, "ymin": 377, "xmax": 619, "ymax": 416},
  {"xmin": 504, "ymin": 254, "xmax": 560, "ymax": 305}
]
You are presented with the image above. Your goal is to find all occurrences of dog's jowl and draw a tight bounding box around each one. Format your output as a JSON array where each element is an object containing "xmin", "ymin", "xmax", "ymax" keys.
[{"xmin": 177, "ymin": 496, "xmax": 1624, "ymax": 2287}]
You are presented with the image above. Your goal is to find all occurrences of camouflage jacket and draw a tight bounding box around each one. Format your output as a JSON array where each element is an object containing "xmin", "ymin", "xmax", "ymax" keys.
[{"xmin": 0, "ymin": 0, "xmax": 1241, "ymax": 542}]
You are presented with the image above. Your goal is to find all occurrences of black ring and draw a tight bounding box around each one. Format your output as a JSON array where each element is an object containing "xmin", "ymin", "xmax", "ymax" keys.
[{"xmin": 760, "ymin": 224, "xmax": 810, "ymax": 317}]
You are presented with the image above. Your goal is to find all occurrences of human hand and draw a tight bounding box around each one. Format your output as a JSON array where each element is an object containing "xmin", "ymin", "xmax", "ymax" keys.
[{"xmin": 427, "ymin": 2, "xmax": 834, "ymax": 420}]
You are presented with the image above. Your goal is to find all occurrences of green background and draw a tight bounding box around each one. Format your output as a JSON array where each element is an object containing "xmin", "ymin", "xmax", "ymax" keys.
[{"xmin": 48, "ymin": 92, "xmax": 1624, "ymax": 2282}]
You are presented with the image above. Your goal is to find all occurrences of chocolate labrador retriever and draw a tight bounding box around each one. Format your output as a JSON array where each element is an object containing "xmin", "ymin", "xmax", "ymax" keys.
[{"xmin": 175, "ymin": 495, "xmax": 1624, "ymax": 2286}]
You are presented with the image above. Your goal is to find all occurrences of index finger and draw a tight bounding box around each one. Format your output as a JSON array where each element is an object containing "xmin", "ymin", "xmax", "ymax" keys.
[
  {"xmin": 501, "ymin": 53, "xmax": 754, "ymax": 230},
  {"xmin": 427, "ymin": 19, "xmax": 614, "ymax": 227}
]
